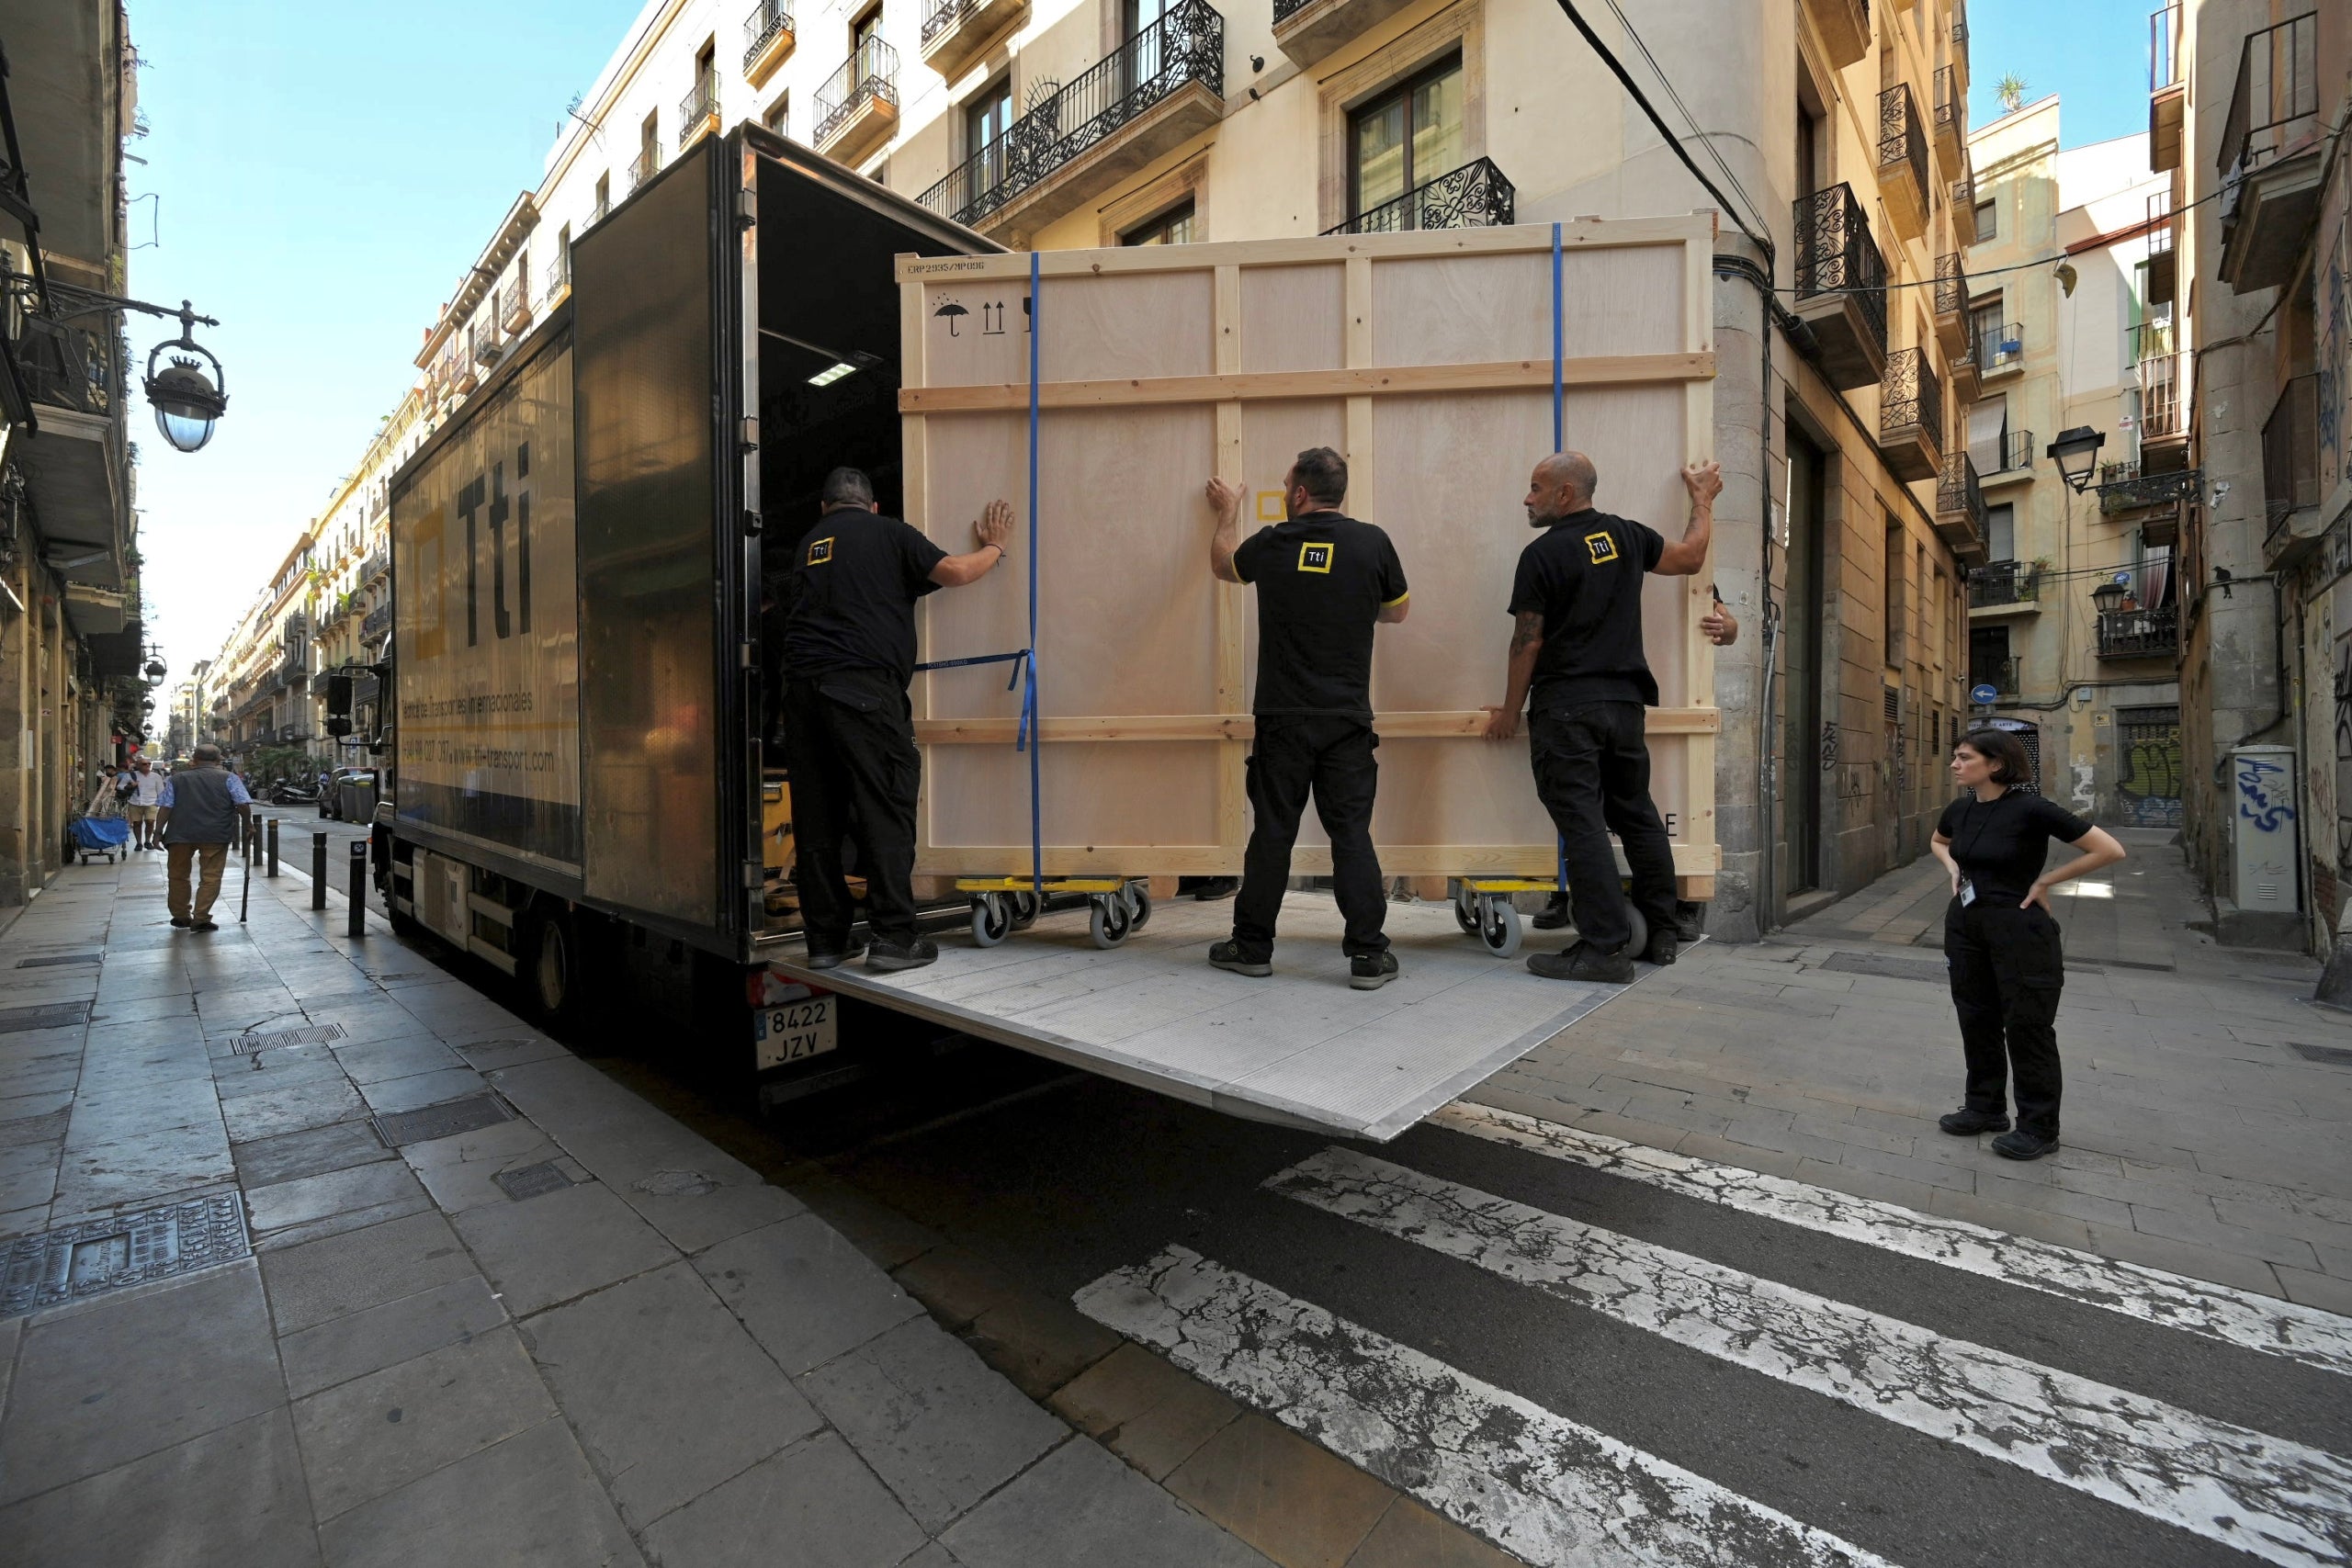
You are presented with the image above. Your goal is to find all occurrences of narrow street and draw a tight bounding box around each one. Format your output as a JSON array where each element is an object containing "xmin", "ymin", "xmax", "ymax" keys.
[{"xmin": 7, "ymin": 826, "xmax": 2313, "ymax": 1566}]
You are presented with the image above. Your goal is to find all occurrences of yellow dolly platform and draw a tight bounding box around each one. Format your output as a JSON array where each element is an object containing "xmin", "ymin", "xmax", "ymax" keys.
[
  {"xmin": 1451, "ymin": 877, "xmax": 1648, "ymax": 961},
  {"xmin": 956, "ymin": 876, "xmax": 1153, "ymax": 951}
]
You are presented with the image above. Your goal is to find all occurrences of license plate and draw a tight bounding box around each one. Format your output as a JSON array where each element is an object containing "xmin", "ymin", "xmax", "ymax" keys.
[{"xmin": 754, "ymin": 996, "xmax": 837, "ymax": 1069}]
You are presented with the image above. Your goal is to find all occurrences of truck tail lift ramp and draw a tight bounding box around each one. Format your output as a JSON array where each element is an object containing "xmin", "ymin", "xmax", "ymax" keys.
[{"xmin": 766, "ymin": 891, "xmax": 1679, "ymax": 1142}]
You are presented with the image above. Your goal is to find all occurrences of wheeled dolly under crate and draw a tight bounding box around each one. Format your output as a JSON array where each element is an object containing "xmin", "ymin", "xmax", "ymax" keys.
[
  {"xmin": 1452, "ymin": 877, "xmax": 1647, "ymax": 961},
  {"xmin": 958, "ymin": 876, "xmax": 1153, "ymax": 951}
]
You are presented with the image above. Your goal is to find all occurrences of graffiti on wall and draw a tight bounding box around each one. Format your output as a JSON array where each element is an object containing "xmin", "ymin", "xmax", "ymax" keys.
[
  {"xmin": 2236, "ymin": 753, "xmax": 2297, "ymax": 832},
  {"xmin": 1819, "ymin": 720, "xmax": 1838, "ymax": 771},
  {"xmin": 2115, "ymin": 738, "xmax": 2183, "ymax": 828}
]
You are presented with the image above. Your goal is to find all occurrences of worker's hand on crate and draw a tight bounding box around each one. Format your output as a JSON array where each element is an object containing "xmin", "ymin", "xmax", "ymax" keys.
[
  {"xmin": 1701, "ymin": 603, "xmax": 1738, "ymax": 646},
  {"xmin": 1203, "ymin": 477, "xmax": 1244, "ymax": 522},
  {"xmin": 1680, "ymin": 462, "xmax": 1723, "ymax": 506},
  {"xmin": 1481, "ymin": 705, "xmax": 1521, "ymax": 742},
  {"xmin": 973, "ymin": 498, "xmax": 1015, "ymax": 555}
]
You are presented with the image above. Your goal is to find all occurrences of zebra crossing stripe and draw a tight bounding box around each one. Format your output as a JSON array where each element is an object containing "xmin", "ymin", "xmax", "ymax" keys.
[
  {"xmin": 1075, "ymin": 1245, "xmax": 1899, "ymax": 1568},
  {"xmin": 1431, "ymin": 1100, "xmax": 2352, "ymax": 1381},
  {"xmin": 1271, "ymin": 1147, "xmax": 2352, "ymax": 1568}
]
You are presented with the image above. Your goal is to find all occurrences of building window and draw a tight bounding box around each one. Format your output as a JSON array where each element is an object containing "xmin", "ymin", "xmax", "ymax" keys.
[
  {"xmin": 1121, "ymin": 199, "xmax": 1196, "ymax": 246},
  {"xmin": 1349, "ymin": 51, "xmax": 1464, "ymax": 220},
  {"xmin": 1985, "ymin": 502, "xmax": 2015, "ymax": 561},
  {"xmin": 967, "ymin": 76, "xmax": 1012, "ymax": 181},
  {"xmin": 763, "ymin": 94, "xmax": 789, "ymax": 135},
  {"xmin": 853, "ymin": 5, "xmax": 883, "ymax": 66},
  {"xmin": 1971, "ymin": 625, "xmax": 2012, "ymax": 694},
  {"xmin": 1974, "ymin": 197, "xmax": 1996, "ymax": 240},
  {"xmin": 1883, "ymin": 514, "xmax": 1906, "ymax": 668},
  {"xmin": 1970, "ymin": 294, "xmax": 2003, "ymax": 356}
]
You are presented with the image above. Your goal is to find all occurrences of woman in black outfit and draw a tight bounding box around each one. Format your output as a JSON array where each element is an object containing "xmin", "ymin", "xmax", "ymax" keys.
[{"xmin": 1928, "ymin": 728, "xmax": 2126, "ymax": 1161}]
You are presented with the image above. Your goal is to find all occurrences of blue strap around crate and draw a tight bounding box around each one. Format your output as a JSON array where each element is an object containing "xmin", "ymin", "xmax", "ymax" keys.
[{"xmin": 1552, "ymin": 222, "xmax": 1568, "ymax": 898}]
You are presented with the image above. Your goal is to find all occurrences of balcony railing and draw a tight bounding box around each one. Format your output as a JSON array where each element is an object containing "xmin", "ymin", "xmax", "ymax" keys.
[
  {"xmin": 629, "ymin": 146, "xmax": 660, "ymax": 189},
  {"xmin": 744, "ymin": 0, "xmax": 794, "ymax": 71},
  {"xmin": 678, "ymin": 73, "xmax": 719, "ymax": 146},
  {"xmin": 1969, "ymin": 560, "xmax": 2040, "ymax": 608},
  {"xmin": 2098, "ymin": 604, "xmax": 2178, "ymax": 660},
  {"xmin": 1324, "ymin": 157, "xmax": 1512, "ymax": 235},
  {"xmin": 361, "ymin": 603, "xmax": 391, "ymax": 643},
  {"xmin": 2263, "ymin": 374, "xmax": 2320, "ymax": 540},
  {"xmin": 916, "ymin": 1, "xmax": 1221, "ymax": 226},
  {"xmin": 1882, "ymin": 346, "xmax": 1942, "ymax": 444},
  {"xmin": 2218, "ymin": 12, "xmax": 2317, "ymax": 186},
  {"xmin": 1983, "ymin": 429, "xmax": 2034, "ymax": 478},
  {"xmin": 1972, "ymin": 656, "xmax": 2020, "ymax": 696},
  {"xmin": 2149, "ymin": 3, "xmax": 2180, "ymax": 91},
  {"xmin": 1792, "ymin": 184, "xmax": 1887, "ymax": 346},
  {"xmin": 1933, "ymin": 65, "xmax": 1962, "ymax": 141},
  {"xmin": 1978, "ymin": 320, "xmax": 2024, "ymax": 375},
  {"xmin": 16, "ymin": 319, "xmax": 111, "ymax": 415},
  {"xmin": 1933, "ymin": 252, "xmax": 1968, "ymax": 317},
  {"xmin": 469, "ymin": 322, "xmax": 502, "ymax": 368},
  {"xmin": 815, "ymin": 38, "xmax": 900, "ymax": 147},
  {"xmin": 1951, "ymin": 0, "xmax": 1967, "ymax": 45},
  {"xmin": 1878, "ymin": 83, "xmax": 1928, "ymax": 197},
  {"xmin": 2096, "ymin": 459, "xmax": 2199, "ymax": 517},
  {"xmin": 2138, "ymin": 351, "xmax": 2188, "ymax": 440},
  {"xmin": 1274, "ymin": 0, "xmax": 1310, "ymax": 17},
  {"xmin": 1937, "ymin": 451, "xmax": 1986, "ymax": 534},
  {"xmin": 361, "ymin": 549, "xmax": 389, "ymax": 585}
]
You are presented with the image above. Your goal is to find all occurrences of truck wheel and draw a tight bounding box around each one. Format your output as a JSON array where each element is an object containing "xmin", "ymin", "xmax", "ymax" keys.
[{"xmin": 530, "ymin": 909, "xmax": 579, "ymax": 1019}]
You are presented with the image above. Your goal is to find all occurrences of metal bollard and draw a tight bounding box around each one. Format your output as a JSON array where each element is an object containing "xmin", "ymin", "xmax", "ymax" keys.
[
  {"xmin": 311, "ymin": 831, "xmax": 328, "ymax": 911},
  {"xmin": 266, "ymin": 818, "xmax": 279, "ymax": 877},
  {"xmin": 347, "ymin": 840, "xmax": 368, "ymax": 939}
]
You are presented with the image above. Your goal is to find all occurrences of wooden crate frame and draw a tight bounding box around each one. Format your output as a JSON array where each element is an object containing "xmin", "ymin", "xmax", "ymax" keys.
[{"xmin": 896, "ymin": 219, "xmax": 1719, "ymax": 899}]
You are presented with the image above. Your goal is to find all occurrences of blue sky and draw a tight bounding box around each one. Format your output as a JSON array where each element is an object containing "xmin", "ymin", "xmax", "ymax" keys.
[{"xmin": 123, "ymin": 0, "xmax": 2148, "ymax": 675}]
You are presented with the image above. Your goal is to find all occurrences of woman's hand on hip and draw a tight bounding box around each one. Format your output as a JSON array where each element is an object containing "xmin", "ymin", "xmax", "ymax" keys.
[{"xmin": 2020, "ymin": 881, "xmax": 2052, "ymax": 913}]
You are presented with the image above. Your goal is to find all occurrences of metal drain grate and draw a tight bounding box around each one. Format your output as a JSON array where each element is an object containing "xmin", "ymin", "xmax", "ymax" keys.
[
  {"xmin": 3, "ymin": 1193, "xmax": 251, "ymax": 1318},
  {"xmin": 17, "ymin": 953, "xmax": 100, "ymax": 968},
  {"xmin": 2290, "ymin": 1043, "xmax": 2352, "ymax": 1067},
  {"xmin": 1818, "ymin": 952, "xmax": 1948, "ymax": 984},
  {"xmin": 371, "ymin": 1093, "xmax": 513, "ymax": 1147},
  {"xmin": 493, "ymin": 1162, "xmax": 572, "ymax": 1201},
  {"xmin": 231, "ymin": 1022, "xmax": 346, "ymax": 1055},
  {"xmin": 0, "ymin": 1001, "xmax": 91, "ymax": 1033}
]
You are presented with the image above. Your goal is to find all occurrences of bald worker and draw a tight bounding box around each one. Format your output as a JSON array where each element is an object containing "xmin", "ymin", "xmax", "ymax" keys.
[{"xmin": 1484, "ymin": 453, "xmax": 1720, "ymax": 983}]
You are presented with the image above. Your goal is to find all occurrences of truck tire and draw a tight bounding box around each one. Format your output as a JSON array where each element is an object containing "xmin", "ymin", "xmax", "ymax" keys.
[{"xmin": 529, "ymin": 908, "xmax": 580, "ymax": 1020}]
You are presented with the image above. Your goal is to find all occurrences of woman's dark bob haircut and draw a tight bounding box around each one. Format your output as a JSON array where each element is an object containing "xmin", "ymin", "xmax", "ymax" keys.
[{"xmin": 1956, "ymin": 728, "xmax": 2034, "ymax": 788}]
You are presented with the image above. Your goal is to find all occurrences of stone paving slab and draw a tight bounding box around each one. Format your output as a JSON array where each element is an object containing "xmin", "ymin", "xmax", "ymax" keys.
[{"xmin": 0, "ymin": 843, "xmax": 1275, "ymax": 1567}]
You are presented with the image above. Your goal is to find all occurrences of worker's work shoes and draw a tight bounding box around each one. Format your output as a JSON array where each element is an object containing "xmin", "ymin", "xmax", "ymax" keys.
[
  {"xmin": 1991, "ymin": 1128, "xmax": 2058, "ymax": 1161},
  {"xmin": 1936, "ymin": 1108, "xmax": 2012, "ymax": 1136},
  {"xmin": 865, "ymin": 937, "xmax": 938, "ymax": 973},
  {"xmin": 805, "ymin": 940, "xmax": 866, "ymax": 971},
  {"xmin": 1349, "ymin": 953, "xmax": 1399, "ymax": 991},
  {"xmin": 1642, "ymin": 930, "xmax": 1680, "ymax": 966},
  {"xmin": 1526, "ymin": 941, "xmax": 1634, "ymax": 984},
  {"xmin": 1207, "ymin": 942, "xmax": 1272, "ymax": 977},
  {"xmin": 1532, "ymin": 894, "xmax": 1572, "ymax": 931}
]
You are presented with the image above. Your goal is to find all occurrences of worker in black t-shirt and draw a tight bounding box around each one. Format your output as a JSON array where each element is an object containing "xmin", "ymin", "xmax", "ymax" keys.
[
  {"xmin": 1484, "ymin": 453, "xmax": 1717, "ymax": 984},
  {"xmin": 1204, "ymin": 446, "xmax": 1409, "ymax": 989},
  {"xmin": 780, "ymin": 467, "xmax": 1013, "ymax": 974},
  {"xmin": 1929, "ymin": 728, "xmax": 2126, "ymax": 1160}
]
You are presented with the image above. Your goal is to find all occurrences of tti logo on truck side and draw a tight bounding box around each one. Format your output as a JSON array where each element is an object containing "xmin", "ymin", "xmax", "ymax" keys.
[{"xmin": 454, "ymin": 442, "xmax": 534, "ymax": 648}]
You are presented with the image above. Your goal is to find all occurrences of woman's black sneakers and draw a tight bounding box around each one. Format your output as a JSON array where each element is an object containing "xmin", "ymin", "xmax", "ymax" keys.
[
  {"xmin": 1991, "ymin": 1129, "xmax": 2058, "ymax": 1160},
  {"xmin": 1937, "ymin": 1108, "xmax": 2013, "ymax": 1135}
]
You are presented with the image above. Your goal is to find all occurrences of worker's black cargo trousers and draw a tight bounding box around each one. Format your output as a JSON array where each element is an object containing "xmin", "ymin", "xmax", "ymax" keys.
[
  {"xmin": 1944, "ymin": 897, "xmax": 2064, "ymax": 1139},
  {"xmin": 780, "ymin": 671, "xmax": 922, "ymax": 952},
  {"xmin": 1530, "ymin": 701, "xmax": 1679, "ymax": 954},
  {"xmin": 1231, "ymin": 716, "xmax": 1390, "ymax": 962}
]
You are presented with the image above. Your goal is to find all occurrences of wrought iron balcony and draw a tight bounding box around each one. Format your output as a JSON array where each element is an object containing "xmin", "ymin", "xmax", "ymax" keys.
[
  {"xmin": 361, "ymin": 549, "xmax": 389, "ymax": 585},
  {"xmin": 469, "ymin": 322, "xmax": 502, "ymax": 368},
  {"xmin": 1932, "ymin": 253, "xmax": 1975, "ymax": 369},
  {"xmin": 916, "ymin": 1, "xmax": 1221, "ymax": 229},
  {"xmin": 500, "ymin": 279, "xmax": 530, "ymax": 333},
  {"xmin": 743, "ymin": 0, "xmax": 795, "ymax": 84},
  {"xmin": 2097, "ymin": 604, "xmax": 2177, "ymax": 660},
  {"xmin": 1877, "ymin": 346, "xmax": 1941, "ymax": 482},
  {"xmin": 678, "ymin": 73, "xmax": 720, "ymax": 147},
  {"xmin": 629, "ymin": 146, "xmax": 660, "ymax": 189},
  {"xmin": 2217, "ymin": 11, "xmax": 2322, "ymax": 290},
  {"xmin": 362, "ymin": 603, "xmax": 392, "ymax": 643},
  {"xmin": 1977, "ymin": 319, "xmax": 2024, "ymax": 376},
  {"xmin": 1935, "ymin": 451, "xmax": 1987, "ymax": 555},
  {"xmin": 923, "ymin": 0, "xmax": 1024, "ymax": 77},
  {"xmin": 814, "ymin": 38, "xmax": 899, "ymax": 153},
  {"xmin": 1274, "ymin": 0, "xmax": 1309, "ymax": 17},
  {"xmin": 1951, "ymin": 176, "xmax": 1978, "ymax": 243},
  {"xmin": 2138, "ymin": 350, "xmax": 2188, "ymax": 441},
  {"xmin": 1972, "ymin": 656, "xmax": 2020, "ymax": 697},
  {"xmin": 1969, "ymin": 560, "xmax": 2041, "ymax": 610},
  {"xmin": 1932, "ymin": 65, "xmax": 1964, "ymax": 170},
  {"xmin": 1324, "ymin": 157, "xmax": 1512, "ymax": 235},
  {"xmin": 2096, "ymin": 459, "xmax": 2199, "ymax": 518},
  {"xmin": 1790, "ymin": 184, "xmax": 1886, "ymax": 390},
  {"xmin": 17, "ymin": 320, "xmax": 112, "ymax": 415},
  {"xmin": 2263, "ymin": 373, "xmax": 2319, "ymax": 541},
  {"xmin": 1877, "ymin": 83, "xmax": 1929, "ymax": 239},
  {"xmin": 1981, "ymin": 428, "xmax": 2034, "ymax": 481}
]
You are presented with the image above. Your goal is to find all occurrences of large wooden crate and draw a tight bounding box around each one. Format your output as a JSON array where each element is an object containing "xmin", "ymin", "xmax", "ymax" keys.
[{"xmin": 896, "ymin": 219, "xmax": 1719, "ymax": 897}]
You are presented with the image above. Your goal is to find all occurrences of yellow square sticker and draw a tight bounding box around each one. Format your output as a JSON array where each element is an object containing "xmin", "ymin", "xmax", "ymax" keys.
[
  {"xmin": 1256, "ymin": 491, "xmax": 1286, "ymax": 522},
  {"xmin": 1298, "ymin": 542, "xmax": 1335, "ymax": 574},
  {"xmin": 1584, "ymin": 530, "xmax": 1618, "ymax": 565},
  {"xmin": 806, "ymin": 536, "xmax": 835, "ymax": 566}
]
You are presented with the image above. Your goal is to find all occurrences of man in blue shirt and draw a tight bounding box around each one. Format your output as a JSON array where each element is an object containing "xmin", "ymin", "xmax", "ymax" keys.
[{"xmin": 156, "ymin": 744, "xmax": 253, "ymax": 931}]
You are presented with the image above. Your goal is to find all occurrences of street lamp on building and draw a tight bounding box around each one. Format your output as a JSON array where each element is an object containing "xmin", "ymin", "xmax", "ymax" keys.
[
  {"xmin": 2045, "ymin": 426, "xmax": 2107, "ymax": 493},
  {"xmin": 144, "ymin": 302, "xmax": 229, "ymax": 454},
  {"xmin": 2090, "ymin": 578, "xmax": 2129, "ymax": 616}
]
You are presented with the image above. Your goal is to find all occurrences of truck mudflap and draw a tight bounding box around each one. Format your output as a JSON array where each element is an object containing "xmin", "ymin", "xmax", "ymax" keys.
[{"xmin": 761, "ymin": 891, "xmax": 1679, "ymax": 1142}]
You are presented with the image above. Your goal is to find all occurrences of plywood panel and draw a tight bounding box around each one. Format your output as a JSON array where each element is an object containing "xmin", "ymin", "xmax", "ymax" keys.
[{"xmin": 899, "ymin": 220, "xmax": 1716, "ymax": 892}]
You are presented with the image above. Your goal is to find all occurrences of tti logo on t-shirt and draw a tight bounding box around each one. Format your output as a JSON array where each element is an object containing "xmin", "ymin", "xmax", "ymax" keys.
[
  {"xmin": 1297, "ymin": 542, "xmax": 1335, "ymax": 574},
  {"xmin": 806, "ymin": 536, "xmax": 835, "ymax": 567},
  {"xmin": 1584, "ymin": 530, "xmax": 1619, "ymax": 565}
]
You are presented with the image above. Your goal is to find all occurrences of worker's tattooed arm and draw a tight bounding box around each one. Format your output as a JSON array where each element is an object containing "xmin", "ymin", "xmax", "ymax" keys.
[{"xmin": 1482, "ymin": 610, "xmax": 1545, "ymax": 740}]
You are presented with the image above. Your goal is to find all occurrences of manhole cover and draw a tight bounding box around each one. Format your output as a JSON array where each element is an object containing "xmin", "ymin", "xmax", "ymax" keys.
[
  {"xmin": 231, "ymin": 1022, "xmax": 346, "ymax": 1055},
  {"xmin": 16, "ymin": 954, "xmax": 100, "ymax": 968},
  {"xmin": 371, "ymin": 1093, "xmax": 513, "ymax": 1147},
  {"xmin": 632, "ymin": 1169, "xmax": 718, "ymax": 1198},
  {"xmin": 493, "ymin": 1162, "xmax": 572, "ymax": 1201},
  {"xmin": 2291, "ymin": 1043, "xmax": 2352, "ymax": 1067},
  {"xmin": 0, "ymin": 1001, "xmax": 91, "ymax": 1033},
  {"xmin": 1818, "ymin": 952, "xmax": 1947, "ymax": 984},
  {"xmin": 2, "ymin": 1194, "xmax": 250, "ymax": 1318}
]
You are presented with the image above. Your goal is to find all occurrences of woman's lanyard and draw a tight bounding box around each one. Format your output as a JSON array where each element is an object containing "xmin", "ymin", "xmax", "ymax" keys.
[{"xmin": 1954, "ymin": 790, "xmax": 2006, "ymax": 905}]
